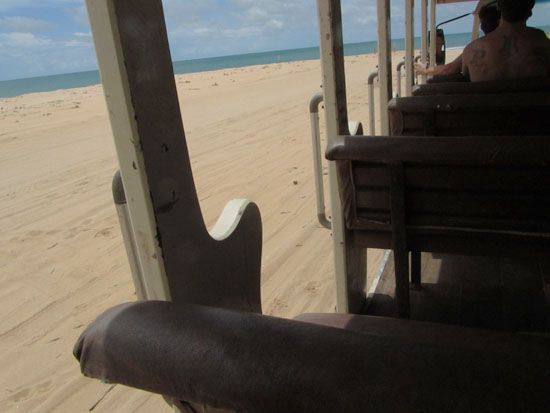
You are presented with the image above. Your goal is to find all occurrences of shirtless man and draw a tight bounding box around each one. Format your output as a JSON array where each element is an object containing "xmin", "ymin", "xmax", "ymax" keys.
[
  {"xmin": 462, "ymin": 0, "xmax": 550, "ymax": 81},
  {"xmin": 415, "ymin": 3, "xmax": 500, "ymax": 77}
]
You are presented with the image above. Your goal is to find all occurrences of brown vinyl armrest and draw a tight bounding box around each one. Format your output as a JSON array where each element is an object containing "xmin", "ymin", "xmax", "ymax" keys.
[{"xmin": 74, "ymin": 301, "xmax": 550, "ymax": 413}]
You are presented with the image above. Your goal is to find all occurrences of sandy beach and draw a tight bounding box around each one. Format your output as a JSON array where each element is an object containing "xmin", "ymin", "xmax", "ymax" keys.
[{"xmin": 0, "ymin": 49, "xmax": 460, "ymax": 412}]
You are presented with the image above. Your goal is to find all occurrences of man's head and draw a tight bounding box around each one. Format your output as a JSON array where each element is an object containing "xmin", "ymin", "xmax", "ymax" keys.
[
  {"xmin": 479, "ymin": 4, "xmax": 500, "ymax": 34},
  {"xmin": 497, "ymin": 0, "xmax": 535, "ymax": 23}
]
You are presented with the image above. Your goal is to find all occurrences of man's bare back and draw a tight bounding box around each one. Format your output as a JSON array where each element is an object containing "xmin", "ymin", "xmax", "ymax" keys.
[{"xmin": 462, "ymin": 22, "xmax": 550, "ymax": 82}]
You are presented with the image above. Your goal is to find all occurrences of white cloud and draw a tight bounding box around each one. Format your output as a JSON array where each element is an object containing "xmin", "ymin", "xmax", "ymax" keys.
[
  {"xmin": 0, "ymin": 16, "xmax": 55, "ymax": 32},
  {"xmin": 0, "ymin": 30, "xmax": 95, "ymax": 79},
  {"xmin": 0, "ymin": 32, "xmax": 52, "ymax": 47},
  {"xmin": 0, "ymin": 0, "xmax": 82, "ymax": 12}
]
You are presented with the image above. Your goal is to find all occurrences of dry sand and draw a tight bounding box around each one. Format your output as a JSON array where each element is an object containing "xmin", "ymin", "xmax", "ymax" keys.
[{"xmin": 0, "ymin": 49, "xmax": 460, "ymax": 412}]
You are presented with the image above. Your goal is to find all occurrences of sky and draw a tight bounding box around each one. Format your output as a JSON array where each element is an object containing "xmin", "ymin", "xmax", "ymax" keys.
[{"xmin": 0, "ymin": 0, "xmax": 549, "ymax": 81}]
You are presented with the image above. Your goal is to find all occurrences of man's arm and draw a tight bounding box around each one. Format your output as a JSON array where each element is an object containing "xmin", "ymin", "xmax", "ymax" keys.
[
  {"xmin": 439, "ymin": 54, "xmax": 462, "ymax": 75},
  {"xmin": 415, "ymin": 55, "xmax": 462, "ymax": 76}
]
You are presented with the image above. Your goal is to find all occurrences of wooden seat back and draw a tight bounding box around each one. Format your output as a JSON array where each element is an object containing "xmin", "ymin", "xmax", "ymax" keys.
[
  {"xmin": 327, "ymin": 135, "xmax": 550, "ymax": 257},
  {"xmin": 389, "ymin": 92, "xmax": 550, "ymax": 136},
  {"xmin": 413, "ymin": 77, "xmax": 550, "ymax": 96}
]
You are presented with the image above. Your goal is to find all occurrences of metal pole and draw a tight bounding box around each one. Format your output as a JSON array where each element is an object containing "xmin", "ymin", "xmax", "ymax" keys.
[
  {"xmin": 367, "ymin": 70, "xmax": 379, "ymax": 134},
  {"xmin": 429, "ymin": 0, "xmax": 437, "ymax": 67},
  {"xmin": 376, "ymin": 0, "xmax": 393, "ymax": 135},
  {"xmin": 414, "ymin": 55, "xmax": 422, "ymax": 85},
  {"xmin": 421, "ymin": 0, "xmax": 428, "ymax": 84},
  {"xmin": 396, "ymin": 60, "xmax": 405, "ymax": 97},
  {"xmin": 405, "ymin": 0, "xmax": 414, "ymax": 96},
  {"xmin": 309, "ymin": 92, "xmax": 331, "ymax": 230}
]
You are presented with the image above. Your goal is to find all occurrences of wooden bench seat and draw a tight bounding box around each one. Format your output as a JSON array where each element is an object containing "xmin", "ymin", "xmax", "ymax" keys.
[{"xmin": 326, "ymin": 135, "xmax": 550, "ymax": 317}]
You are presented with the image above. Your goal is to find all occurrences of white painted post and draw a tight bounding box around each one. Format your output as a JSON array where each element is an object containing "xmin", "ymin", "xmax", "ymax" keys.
[
  {"xmin": 86, "ymin": 0, "xmax": 170, "ymax": 300},
  {"xmin": 316, "ymin": 0, "xmax": 367, "ymax": 313},
  {"xmin": 377, "ymin": 0, "xmax": 393, "ymax": 135},
  {"xmin": 421, "ymin": 0, "xmax": 428, "ymax": 84},
  {"xmin": 430, "ymin": 0, "xmax": 437, "ymax": 67},
  {"xmin": 405, "ymin": 0, "xmax": 415, "ymax": 96}
]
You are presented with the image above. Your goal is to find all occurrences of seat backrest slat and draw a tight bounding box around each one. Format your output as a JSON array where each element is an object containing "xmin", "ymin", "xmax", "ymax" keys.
[
  {"xmin": 327, "ymin": 136, "xmax": 550, "ymax": 254},
  {"xmin": 389, "ymin": 93, "xmax": 550, "ymax": 136},
  {"xmin": 412, "ymin": 77, "xmax": 550, "ymax": 96}
]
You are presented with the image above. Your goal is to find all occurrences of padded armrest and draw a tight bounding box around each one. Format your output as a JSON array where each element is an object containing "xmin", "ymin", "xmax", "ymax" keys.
[{"xmin": 75, "ymin": 301, "xmax": 550, "ymax": 412}]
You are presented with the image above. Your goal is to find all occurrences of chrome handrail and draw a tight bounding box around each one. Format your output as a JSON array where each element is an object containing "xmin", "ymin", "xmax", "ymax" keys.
[
  {"xmin": 309, "ymin": 92, "xmax": 331, "ymax": 229},
  {"xmin": 367, "ymin": 69, "xmax": 379, "ymax": 135}
]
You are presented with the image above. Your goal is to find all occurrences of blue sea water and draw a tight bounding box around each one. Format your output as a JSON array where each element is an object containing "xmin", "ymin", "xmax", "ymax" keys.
[{"xmin": 0, "ymin": 29, "xmax": 542, "ymax": 98}]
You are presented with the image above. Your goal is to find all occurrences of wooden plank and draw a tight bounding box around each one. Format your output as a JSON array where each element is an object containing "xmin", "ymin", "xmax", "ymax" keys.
[
  {"xmin": 354, "ymin": 210, "xmax": 550, "ymax": 233},
  {"xmin": 353, "ymin": 230, "xmax": 550, "ymax": 256},
  {"xmin": 327, "ymin": 135, "xmax": 550, "ymax": 166},
  {"xmin": 356, "ymin": 189, "xmax": 550, "ymax": 220},
  {"xmin": 354, "ymin": 165, "xmax": 550, "ymax": 192},
  {"xmin": 406, "ymin": 166, "xmax": 550, "ymax": 192},
  {"xmin": 387, "ymin": 92, "xmax": 550, "ymax": 112},
  {"xmin": 412, "ymin": 77, "xmax": 550, "ymax": 96},
  {"xmin": 396, "ymin": 108, "xmax": 550, "ymax": 137}
]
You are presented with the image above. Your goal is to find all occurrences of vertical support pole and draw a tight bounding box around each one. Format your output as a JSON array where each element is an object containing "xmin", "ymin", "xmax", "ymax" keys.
[
  {"xmin": 367, "ymin": 70, "xmax": 379, "ymax": 135},
  {"xmin": 112, "ymin": 171, "xmax": 147, "ymax": 300},
  {"xmin": 389, "ymin": 163, "xmax": 410, "ymax": 319},
  {"xmin": 472, "ymin": 14, "xmax": 481, "ymax": 40},
  {"xmin": 317, "ymin": 0, "xmax": 367, "ymax": 313},
  {"xmin": 86, "ymin": 0, "xmax": 170, "ymax": 300},
  {"xmin": 377, "ymin": 0, "xmax": 393, "ymax": 135},
  {"xmin": 429, "ymin": 0, "xmax": 437, "ymax": 67},
  {"xmin": 420, "ymin": 0, "xmax": 428, "ymax": 84},
  {"xmin": 405, "ymin": 0, "xmax": 415, "ymax": 97}
]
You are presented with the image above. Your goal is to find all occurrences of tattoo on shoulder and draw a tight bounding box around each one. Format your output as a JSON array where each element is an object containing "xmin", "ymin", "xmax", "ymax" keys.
[
  {"xmin": 470, "ymin": 49, "xmax": 486, "ymax": 67},
  {"xmin": 499, "ymin": 35, "xmax": 519, "ymax": 57}
]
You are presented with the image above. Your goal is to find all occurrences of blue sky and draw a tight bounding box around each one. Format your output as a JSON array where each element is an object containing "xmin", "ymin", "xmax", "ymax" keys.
[{"xmin": 0, "ymin": 0, "xmax": 549, "ymax": 81}]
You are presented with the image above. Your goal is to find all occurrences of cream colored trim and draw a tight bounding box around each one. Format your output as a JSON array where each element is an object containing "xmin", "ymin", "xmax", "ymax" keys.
[
  {"xmin": 405, "ymin": 0, "xmax": 415, "ymax": 96},
  {"xmin": 317, "ymin": 0, "xmax": 350, "ymax": 312},
  {"xmin": 377, "ymin": 0, "xmax": 392, "ymax": 135},
  {"xmin": 421, "ymin": 0, "xmax": 429, "ymax": 84},
  {"xmin": 86, "ymin": 0, "xmax": 170, "ymax": 300},
  {"xmin": 430, "ymin": 0, "xmax": 437, "ymax": 67}
]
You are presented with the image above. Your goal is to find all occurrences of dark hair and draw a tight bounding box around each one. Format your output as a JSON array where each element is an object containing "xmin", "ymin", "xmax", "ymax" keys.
[
  {"xmin": 497, "ymin": 0, "xmax": 535, "ymax": 23},
  {"xmin": 479, "ymin": 4, "xmax": 500, "ymax": 34}
]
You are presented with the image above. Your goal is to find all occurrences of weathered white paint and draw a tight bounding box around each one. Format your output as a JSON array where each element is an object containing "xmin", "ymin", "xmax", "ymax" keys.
[
  {"xmin": 405, "ymin": 0, "xmax": 415, "ymax": 96},
  {"xmin": 86, "ymin": 0, "xmax": 171, "ymax": 300},
  {"xmin": 377, "ymin": 0, "xmax": 393, "ymax": 135},
  {"xmin": 421, "ymin": 0, "xmax": 429, "ymax": 83}
]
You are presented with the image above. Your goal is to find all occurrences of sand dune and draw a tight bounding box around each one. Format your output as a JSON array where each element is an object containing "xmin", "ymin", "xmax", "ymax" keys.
[{"xmin": 0, "ymin": 50, "xmax": 460, "ymax": 412}]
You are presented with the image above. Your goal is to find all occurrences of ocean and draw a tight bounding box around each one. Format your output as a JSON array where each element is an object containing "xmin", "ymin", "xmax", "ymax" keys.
[{"xmin": 0, "ymin": 31, "xmax": 513, "ymax": 98}]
